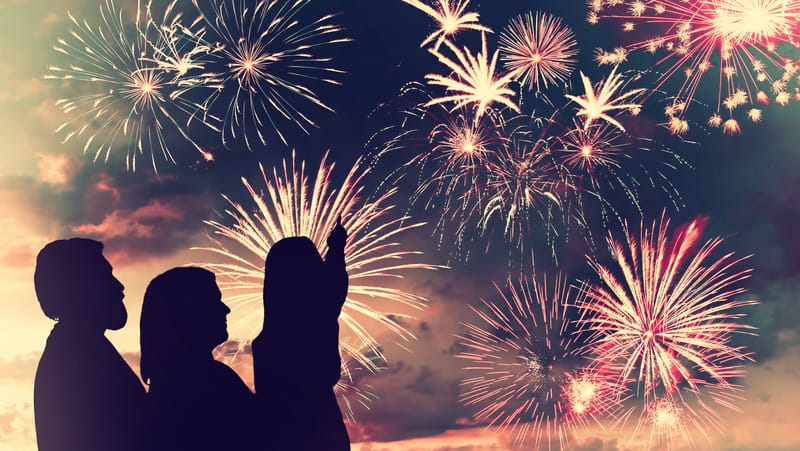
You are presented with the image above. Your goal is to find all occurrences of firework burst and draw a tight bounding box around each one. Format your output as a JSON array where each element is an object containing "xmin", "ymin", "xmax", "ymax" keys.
[
  {"xmin": 191, "ymin": 0, "xmax": 350, "ymax": 150},
  {"xmin": 574, "ymin": 214, "xmax": 757, "ymax": 444},
  {"xmin": 565, "ymin": 66, "xmax": 645, "ymax": 132},
  {"xmin": 196, "ymin": 152, "xmax": 439, "ymax": 371},
  {"xmin": 426, "ymin": 32, "xmax": 520, "ymax": 122},
  {"xmin": 46, "ymin": 0, "xmax": 217, "ymax": 171},
  {"xmin": 589, "ymin": 0, "xmax": 800, "ymax": 133},
  {"xmin": 499, "ymin": 12, "xmax": 580, "ymax": 91},
  {"xmin": 457, "ymin": 274, "xmax": 621, "ymax": 449},
  {"xmin": 402, "ymin": 0, "xmax": 492, "ymax": 50}
]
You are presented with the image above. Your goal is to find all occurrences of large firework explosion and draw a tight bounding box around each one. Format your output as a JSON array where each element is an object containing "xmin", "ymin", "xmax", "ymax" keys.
[
  {"xmin": 46, "ymin": 0, "xmax": 349, "ymax": 170},
  {"xmin": 457, "ymin": 274, "xmax": 622, "ymax": 449},
  {"xmin": 574, "ymin": 214, "xmax": 757, "ymax": 446},
  {"xmin": 45, "ymin": 0, "xmax": 217, "ymax": 172},
  {"xmin": 195, "ymin": 152, "xmax": 440, "ymax": 372},
  {"xmin": 402, "ymin": 0, "xmax": 492, "ymax": 51},
  {"xmin": 588, "ymin": 0, "xmax": 800, "ymax": 134}
]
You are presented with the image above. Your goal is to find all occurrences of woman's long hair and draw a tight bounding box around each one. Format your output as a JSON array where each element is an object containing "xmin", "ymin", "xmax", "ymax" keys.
[{"xmin": 139, "ymin": 267, "xmax": 217, "ymax": 385}]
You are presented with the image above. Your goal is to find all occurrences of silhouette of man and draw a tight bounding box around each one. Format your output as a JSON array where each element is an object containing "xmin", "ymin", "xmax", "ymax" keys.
[
  {"xmin": 33, "ymin": 238, "xmax": 147, "ymax": 451},
  {"xmin": 140, "ymin": 267, "xmax": 258, "ymax": 451},
  {"xmin": 253, "ymin": 217, "xmax": 350, "ymax": 450}
]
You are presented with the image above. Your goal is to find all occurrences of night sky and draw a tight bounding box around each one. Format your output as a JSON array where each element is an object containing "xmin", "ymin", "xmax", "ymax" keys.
[{"xmin": 1, "ymin": 0, "xmax": 800, "ymax": 450}]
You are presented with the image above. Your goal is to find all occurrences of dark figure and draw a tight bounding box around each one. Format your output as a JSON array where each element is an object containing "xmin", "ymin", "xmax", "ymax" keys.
[
  {"xmin": 253, "ymin": 218, "xmax": 350, "ymax": 450},
  {"xmin": 140, "ymin": 267, "xmax": 258, "ymax": 451},
  {"xmin": 33, "ymin": 238, "xmax": 147, "ymax": 451}
]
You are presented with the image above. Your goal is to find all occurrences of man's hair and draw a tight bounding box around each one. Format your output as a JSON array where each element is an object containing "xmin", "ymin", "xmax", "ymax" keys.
[{"xmin": 34, "ymin": 238, "xmax": 105, "ymax": 320}]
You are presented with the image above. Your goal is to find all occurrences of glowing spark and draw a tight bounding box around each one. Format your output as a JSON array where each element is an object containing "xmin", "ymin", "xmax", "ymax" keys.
[{"xmin": 46, "ymin": 0, "xmax": 216, "ymax": 172}]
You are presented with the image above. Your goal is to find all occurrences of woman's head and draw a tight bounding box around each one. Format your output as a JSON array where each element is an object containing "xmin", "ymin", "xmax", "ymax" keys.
[{"xmin": 140, "ymin": 267, "xmax": 230, "ymax": 384}]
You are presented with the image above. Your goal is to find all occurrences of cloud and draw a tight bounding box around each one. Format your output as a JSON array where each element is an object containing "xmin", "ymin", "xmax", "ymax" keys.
[{"xmin": 35, "ymin": 152, "xmax": 78, "ymax": 186}]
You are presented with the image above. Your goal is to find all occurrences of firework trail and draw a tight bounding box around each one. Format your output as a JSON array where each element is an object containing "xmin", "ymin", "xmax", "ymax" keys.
[
  {"xmin": 575, "ymin": 214, "xmax": 757, "ymax": 445},
  {"xmin": 191, "ymin": 0, "xmax": 350, "ymax": 150},
  {"xmin": 336, "ymin": 338, "xmax": 381, "ymax": 423},
  {"xmin": 499, "ymin": 12, "xmax": 579, "ymax": 92},
  {"xmin": 196, "ymin": 152, "xmax": 439, "ymax": 371},
  {"xmin": 589, "ymin": 0, "xmax": 800, "ymax": 134},
  {"xmin": 457, "ymin": 274, "xmax": 622, "ymax": 449},
  {"xmin": 426, "ymin": 32, "xmax": 520, "ymax": 122},
  {"xmin": 46, "ymin": 0, "xmax": 218, "ymax": 171},
  {"xmin": 402, "ymin": 0, "xmax": 492, "ymax": 51}
]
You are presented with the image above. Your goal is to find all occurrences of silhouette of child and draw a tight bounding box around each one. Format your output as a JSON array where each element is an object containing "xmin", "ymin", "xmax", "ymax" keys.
[
  {"xmin": 253, "ymin": 217, "xmax": 350, "ymax": 450},
  {"xmin": 140, "ymin": 267, "xmax": 258, "ymax": 451},
  {"xmin": 33, "ymin": 238, "xmax": 147, "ymax": 451}
]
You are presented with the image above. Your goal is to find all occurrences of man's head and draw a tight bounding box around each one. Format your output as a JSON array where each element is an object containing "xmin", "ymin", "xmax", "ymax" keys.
[{"xmin": 34, "ymin": 238, "xmax": 126, "ymax": 330}]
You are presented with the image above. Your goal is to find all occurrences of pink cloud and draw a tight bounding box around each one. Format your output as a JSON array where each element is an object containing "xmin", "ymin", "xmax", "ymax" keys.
[
  {"xmin": 72, "ymin": 200, "xmax": 183, "ymax": 240},
  {"xmin": 35, "ymin": 153, "xmax": 76, "ymax": 186}
]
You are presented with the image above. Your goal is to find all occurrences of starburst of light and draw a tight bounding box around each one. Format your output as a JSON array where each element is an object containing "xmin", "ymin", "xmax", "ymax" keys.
[
  {"xmin": 426, "ymin": 33, "xmax": 520, "ymax": 122},
  {"xmin": 457, "ymin": 274, "xmax": 621, "ymax": 449},
  {"xmin": 575, "ymin": 214, "xmax": 757, "ymax": 397},
  {"xmin": 565, "ymin": 66, "xmax": 645, "ymax": 132},
  {"xmin": 402, "ymin": 0, "xmax": 492, "ymax": 50},
  {"xmin": 499, "ymin": 12, "xmax": 579, "ymax": 91},
  {"xmin": 45, "ymin": 0, "xmax": 217, "ymax": 171},
  {"xmin": 195, "ymin": 152, "xmax": 439, "ymax": 371},
  {"xmin": 191, "ymin": 0, "xmax": 350, "ymax": 150}
]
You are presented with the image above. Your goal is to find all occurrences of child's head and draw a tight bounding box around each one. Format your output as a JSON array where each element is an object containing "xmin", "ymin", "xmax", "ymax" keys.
[{"xmin": 262, "ymin": 237, "xmax": 325, "ymax": 315}]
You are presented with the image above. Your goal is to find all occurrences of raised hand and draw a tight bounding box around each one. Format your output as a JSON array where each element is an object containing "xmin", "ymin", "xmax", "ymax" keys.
[{"xmin": 326, "ymin": 215, "xmax": 347, "ymax": 254}]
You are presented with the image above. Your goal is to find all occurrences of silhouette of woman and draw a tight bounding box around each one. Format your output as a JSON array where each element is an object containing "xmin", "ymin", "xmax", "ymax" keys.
[
  {"xmin": 253, "ymin": 217, "xmax": 350, "ymax": 450},
  {"xmin": 140, "ymin": 267, "xmax": 258, "ymax": 451}
]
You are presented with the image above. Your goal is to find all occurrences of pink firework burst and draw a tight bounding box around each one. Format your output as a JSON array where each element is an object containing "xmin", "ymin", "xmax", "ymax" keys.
[
  {"xmin": 590, "ymin": 0, "xmax": 800, "ymax": 133},
  {"xmin": 575, "ymin": 214, "xmax": 757, "ymax": 445}
]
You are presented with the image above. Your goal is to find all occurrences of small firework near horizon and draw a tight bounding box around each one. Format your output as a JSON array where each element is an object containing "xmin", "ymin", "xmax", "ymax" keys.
[{"xmin": 575, "ymin": 213, "xmax": 757, "ymax": 447}]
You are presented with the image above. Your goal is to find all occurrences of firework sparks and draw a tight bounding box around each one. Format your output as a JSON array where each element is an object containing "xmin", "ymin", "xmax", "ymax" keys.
[
  {"xmin": 46, "ymin": 0, "xmax": 217, "ymax": 171},
  {"xmin": 196, "ymin": 152, "xmax": 439, "ymax": 371},
  {"xmin": 402, "ymin": 0, "xmax": 492, "ymax": 50},
  {"xmin": 590, "ymin": 0, "xmax": 800, "ymax": 132},
  {"xmin": 426, "ymin": 32, "xmax": 520, "ymax": 122},
  {"xmin": 499, "ymin": 12, "xmax": 579, "ymax": 91},
  {"xmin": 576, "ymin": 214, "xmax": 757, "ymax": 398},
  {"xmin": 479, "ymin": 129, "xmax": 563, "ymax": 249},
  {"xmin": 191, "ymin": 0, "xmax": 350, "ymax": 150},
  {"xmin": 457, "ymin": 274, "xmax": 620, "ymax": 449},
  {"xmin": 565, "ymin": 66, "xmax": 644, "ymax": 132}
]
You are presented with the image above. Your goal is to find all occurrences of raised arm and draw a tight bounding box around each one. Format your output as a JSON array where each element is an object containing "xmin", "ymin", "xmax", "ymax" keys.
[{"xmin": 324, "ymin": 215, "xmax": 348, "ymax": 310}]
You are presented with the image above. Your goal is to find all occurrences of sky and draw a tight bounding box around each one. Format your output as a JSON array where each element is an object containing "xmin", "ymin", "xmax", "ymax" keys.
[{"xmin": 2, "ymin": 0, "xmax": 800, "ymax": 450}]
